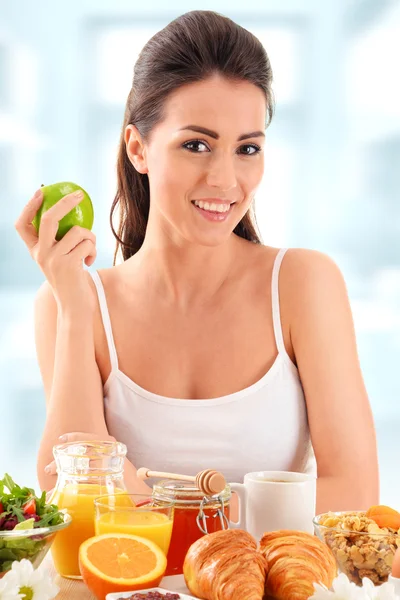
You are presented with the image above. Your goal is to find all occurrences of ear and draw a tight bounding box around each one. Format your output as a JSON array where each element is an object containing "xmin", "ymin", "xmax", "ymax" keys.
[{"xmin": 125, "ymin": 124, "xmax": 148, "ymax": 174}]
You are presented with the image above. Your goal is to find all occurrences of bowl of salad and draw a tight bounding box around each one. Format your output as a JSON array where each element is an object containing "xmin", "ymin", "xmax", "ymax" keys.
[{"xmin": 0, "ymin": 473, "xmax": 71, "ymax": 575}]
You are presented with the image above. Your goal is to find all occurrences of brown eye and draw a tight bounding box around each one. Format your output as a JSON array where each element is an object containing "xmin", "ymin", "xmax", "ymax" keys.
[
  {"xmin": 238, "ymin": 144, "xmax": 261, "ymax": 155},
  {"xmin": 182, "ymin": 140, "xmax": 209, "ymax": 152}
]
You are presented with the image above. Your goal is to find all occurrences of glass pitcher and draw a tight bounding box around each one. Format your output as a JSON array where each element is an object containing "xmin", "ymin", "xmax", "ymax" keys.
[{"xmin": 49, "ymin": 440, "xmax": 127, "ymax": 579}]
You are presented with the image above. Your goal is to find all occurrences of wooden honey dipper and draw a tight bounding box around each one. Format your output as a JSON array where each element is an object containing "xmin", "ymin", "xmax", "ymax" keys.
[{"xmin": 137, "ymin": 467, "xmax": 226, "ymax": 495}]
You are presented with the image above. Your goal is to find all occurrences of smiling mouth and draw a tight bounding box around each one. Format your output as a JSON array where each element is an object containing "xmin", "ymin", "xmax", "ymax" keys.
[{"xmin": 191, "ymin": 200, "xmax": 235, "ymax": 213}]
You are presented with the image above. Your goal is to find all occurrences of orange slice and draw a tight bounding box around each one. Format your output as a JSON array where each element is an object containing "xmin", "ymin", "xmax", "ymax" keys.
[{"xmin": 79, "ymin": 533, "xmax": 167, "ymax": 600}]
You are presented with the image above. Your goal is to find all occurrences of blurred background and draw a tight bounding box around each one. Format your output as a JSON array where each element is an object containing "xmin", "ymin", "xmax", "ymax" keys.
[{"xmin": 1, "ymin": 0, "xmax": 399, "ymax": 502}]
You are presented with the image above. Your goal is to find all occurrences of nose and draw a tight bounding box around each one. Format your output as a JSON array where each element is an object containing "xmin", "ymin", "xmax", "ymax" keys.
[{"xmin": 206, "ymin": 151, "xmax": 237, "ymax": 192}]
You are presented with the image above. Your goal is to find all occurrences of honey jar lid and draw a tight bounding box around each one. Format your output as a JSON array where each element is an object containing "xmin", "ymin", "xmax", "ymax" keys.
[{"xmin": 152, "ymin": 479, "xmax": 231, "ymax": 504}]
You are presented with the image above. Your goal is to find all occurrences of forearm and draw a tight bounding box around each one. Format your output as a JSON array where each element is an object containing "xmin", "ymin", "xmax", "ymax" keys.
[
  {"xmin": 37, "ymin": 311, "xmax": 153, "ymax": 495},
  {"xmin": 122, "ymin": 459, "xmax": 153, "ymax": 495},
  {"xmin": 37, "ymin": 312, "xmax": 108, "ymax": 484},
  {"xmin": 316, "ymin": 474, "xmax": 379, "ymax": 515}
]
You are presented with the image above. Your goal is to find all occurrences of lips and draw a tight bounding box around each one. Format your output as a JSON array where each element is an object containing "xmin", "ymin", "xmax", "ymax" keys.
[
  {"xmin": 192, "ymin": 200, "xmax": 231, "ymax": 213},
  {"xmin": 191, "ymin": 199, "xmax": 234, "ymax": 222}
]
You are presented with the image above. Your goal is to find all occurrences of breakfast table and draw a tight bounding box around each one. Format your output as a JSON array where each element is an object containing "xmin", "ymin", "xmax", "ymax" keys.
[{"xmin": 40, "ymin": 554, "xmax": 191, "ymax": 599}]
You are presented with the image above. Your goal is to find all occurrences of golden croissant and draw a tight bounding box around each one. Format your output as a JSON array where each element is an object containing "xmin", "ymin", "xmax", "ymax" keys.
[
  {"xmin": 183, "ymin": 529, "xmax": 268, "ymax": 600},
  {"xmin": 259, "ymin": 530, "xmax": 337, "ymax": 600}
]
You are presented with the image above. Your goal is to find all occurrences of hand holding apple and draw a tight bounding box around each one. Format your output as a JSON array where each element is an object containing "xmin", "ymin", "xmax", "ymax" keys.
[
  {"xmin": 15, "ymin": 182, "xmax": 97, "ymax": 314},
  {"xmin": 32, "ymin": 181, "xmax": 94, "ymax": 240}
]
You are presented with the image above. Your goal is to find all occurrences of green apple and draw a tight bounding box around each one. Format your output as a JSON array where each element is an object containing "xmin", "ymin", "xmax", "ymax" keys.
[{"xmin": 32, "ymin": 181, "xmax": 94, "ymax": 241}]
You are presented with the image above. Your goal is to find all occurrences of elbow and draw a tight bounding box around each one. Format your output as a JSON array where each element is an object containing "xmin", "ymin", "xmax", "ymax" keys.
[
  {"xmin": 317, "ymin": 468, "xmax": 379, "ymax": 514},
  {"xmin": 350, "ymin": 476, "xmax": 379, "ymax": 510},
  {"xmin": 351, "ymin": 460, "xmax": 380, "ymax": 508}
]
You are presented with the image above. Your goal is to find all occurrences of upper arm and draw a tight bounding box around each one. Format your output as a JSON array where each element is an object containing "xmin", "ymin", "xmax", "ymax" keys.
[
  {"xmin": 34, "ymin": 281, "xmax": 58, "ymax": 403},
  {"xmin": 283, "ymin": 249, "xmax": 379, "ymax": 488}
]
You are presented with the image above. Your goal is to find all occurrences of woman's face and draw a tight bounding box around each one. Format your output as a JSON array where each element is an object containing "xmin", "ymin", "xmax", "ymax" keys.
[{"xmin": 126, "ymin": 74, "xmax": 267, "ymax": 248}]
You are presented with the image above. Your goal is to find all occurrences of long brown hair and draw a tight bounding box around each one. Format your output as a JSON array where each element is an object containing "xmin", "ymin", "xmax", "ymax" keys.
[{"xmin": 111, "ymin": 10, "xmax": 274, "ymax": 263}]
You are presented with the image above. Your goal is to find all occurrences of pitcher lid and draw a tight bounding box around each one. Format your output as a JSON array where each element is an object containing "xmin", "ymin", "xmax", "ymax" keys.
[{"xmin": 53, "ymin": 440, "xmax": 127, "ymax": 475}]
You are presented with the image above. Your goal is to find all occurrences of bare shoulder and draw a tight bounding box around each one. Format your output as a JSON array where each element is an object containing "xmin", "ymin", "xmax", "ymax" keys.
[
  {"xmin": 277, "ymin": 248, "xmax": 354, "ymax": 356},
  {"xmin": 238, "ymin": 242, "xmax": 343, "ymax": 289},
  {"xmin": 282, "ymin": 247, "xmax": 343, "ymax": 276},
  {"xmin": 280, "ymin": 247, "xmax": 346, "ymax": 293},
  {"xmin": 236, "ymin": 238, "xmax": 280, "ymax": 275},
  {"xmin": 94, "ymin": 262, "xmax": 127, "ymax": 291},
  {"xmin": 279, "ymin": 248, "xmax": 348, "ymax": 308},
  {"xmin": 248, "ymin": 246, "xmax": 352, "ymax": 363}
]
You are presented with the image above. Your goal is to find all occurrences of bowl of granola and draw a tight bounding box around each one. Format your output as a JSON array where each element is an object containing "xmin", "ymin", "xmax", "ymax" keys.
[{"xmin": 313, "ymin": 509, "xmax": 400, "ymax": 586}]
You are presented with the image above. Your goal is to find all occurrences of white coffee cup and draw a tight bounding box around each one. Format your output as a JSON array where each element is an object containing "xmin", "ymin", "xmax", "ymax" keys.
[{"xmin": 230, "ymin": 470, "xmax": 316, "ymax": 539}]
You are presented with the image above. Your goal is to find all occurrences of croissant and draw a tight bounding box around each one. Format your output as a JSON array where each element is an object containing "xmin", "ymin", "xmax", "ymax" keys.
[
  {"xmin": 183, "ymin": 529, "xmax": 268, "ymax": 600},
  {"xmin": 259, "ymin": 530, "xmax": 337, "ymax": 600}
]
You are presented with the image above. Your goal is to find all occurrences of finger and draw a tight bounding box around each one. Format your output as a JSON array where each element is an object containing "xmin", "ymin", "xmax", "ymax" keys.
[
  {"xmin": 39, "ymin": 190, "xmax": 85, "ymax": 249},
  {"xmin": 85, "ymin": 253, "xmax": 96, "ymax": 267},
  {"xmin": 68, "ymin": 239, "xmax": 97, "ymax": 265},
  {"xmin": 58, "ymin": 432, "xmax": 90, "ymax": 443},
  {"xmin": 58, "ymin": 432, "xmax": 116, "ymax": 443},
  {"xmin": 59, "ymin": 432, "xmax": 99, "ymax": 443},
  {"xmin": 53, "ymin": 226, "xmax": 96, "ymax": 256},
  {"xmin": 44, "ymin": 461, "xmax": 57, "ymax": 476},
  {"xmin": 14, "ymin": 189, "xmax": 43, "ymax": 250}
]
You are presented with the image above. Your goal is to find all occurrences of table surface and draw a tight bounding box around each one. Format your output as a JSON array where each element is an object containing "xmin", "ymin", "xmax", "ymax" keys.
[{"xmin": 40, "ymin": 555, "xmax": 191, "ymax": 599}]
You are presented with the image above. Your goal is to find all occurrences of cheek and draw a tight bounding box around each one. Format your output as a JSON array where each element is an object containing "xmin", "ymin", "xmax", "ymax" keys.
[
  {"xmin": 238, "ymin": 160, "xmax": 264, "ymax": 196},
  {"xmin": 148, "ymin": 151, "xmax": 199, "ymax": 190},
  {"xmin": 147, "ymin": 158, "xmax": 193, "ymax": 216}
]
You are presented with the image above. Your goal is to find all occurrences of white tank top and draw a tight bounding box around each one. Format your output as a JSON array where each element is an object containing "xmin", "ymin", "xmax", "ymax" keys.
[{"xmin": 90, "ymin": 248, "xmax": 316, "ymax": 484}]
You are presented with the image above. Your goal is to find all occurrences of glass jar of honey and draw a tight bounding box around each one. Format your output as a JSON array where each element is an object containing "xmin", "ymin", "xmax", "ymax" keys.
[{"xmin": 152, "ymin": 480, "xmax": 231, "ymax": 576}]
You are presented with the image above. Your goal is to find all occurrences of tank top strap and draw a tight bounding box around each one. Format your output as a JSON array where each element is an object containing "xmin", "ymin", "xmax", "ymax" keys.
[
  {"xmin": 271, "ymin": 248, "xmax": 289, "ymax": 355},
  {"xmin": 90, "ymin": 271, "xmax": 119, "ymax": 372}
]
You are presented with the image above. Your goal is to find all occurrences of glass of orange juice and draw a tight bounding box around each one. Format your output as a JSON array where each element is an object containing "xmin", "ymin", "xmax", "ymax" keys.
[{"xmin": 94, "ymin": 494, "xmax": 174, "ymax": 556}]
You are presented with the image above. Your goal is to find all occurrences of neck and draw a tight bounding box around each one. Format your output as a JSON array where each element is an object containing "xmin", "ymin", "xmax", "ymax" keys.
[{"xmin": 133, "ymin": 232, "xmax": 239, "ymax": 309}]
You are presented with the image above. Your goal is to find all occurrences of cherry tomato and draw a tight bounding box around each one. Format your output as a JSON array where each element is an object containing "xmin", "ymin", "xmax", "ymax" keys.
[{"xmin": 23, "ymin": 498, "xmax": 36, "ymax": 516}]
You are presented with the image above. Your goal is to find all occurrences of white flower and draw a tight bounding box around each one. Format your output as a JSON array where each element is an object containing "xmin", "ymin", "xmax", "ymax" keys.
[
  {"xmin": 361, "ymin": 577, "xmax": 400, "ymax": 600},
  {"xmin": 0, "ymin": 570, "xmax": 22, "ymax": 600},
  {"xmin": 310, "ymin": 574, "xmax": 400, "ymax": 600},
  {"xmin": 5, "ymin": 560, "xmax": 59, "ymax": 600},
  {"xmin": 310, "ymin": 573, "xmax": 369, "ymax": 599}
]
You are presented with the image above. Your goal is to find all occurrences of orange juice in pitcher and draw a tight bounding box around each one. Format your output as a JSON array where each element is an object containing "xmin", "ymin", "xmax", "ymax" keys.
[{"xmin": 49, "ymin": 440, "xmax": 127, "ymax": 578}]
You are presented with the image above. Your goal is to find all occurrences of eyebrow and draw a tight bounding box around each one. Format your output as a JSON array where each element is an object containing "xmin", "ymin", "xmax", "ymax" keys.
[{"xmin": 178, "ymin": 125, "xmax": 265, "ymax": 142}]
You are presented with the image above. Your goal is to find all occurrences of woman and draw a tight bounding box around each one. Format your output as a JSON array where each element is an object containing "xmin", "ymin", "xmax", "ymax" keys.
[{"xmin": 15, "ymin": 10, "xmax": 378, "ymax": 513}]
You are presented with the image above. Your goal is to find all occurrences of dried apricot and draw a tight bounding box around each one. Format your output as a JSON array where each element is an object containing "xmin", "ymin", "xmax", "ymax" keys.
[{"xmin": 366, "ymin": 505, "xmax": 400, "ymax": 529}]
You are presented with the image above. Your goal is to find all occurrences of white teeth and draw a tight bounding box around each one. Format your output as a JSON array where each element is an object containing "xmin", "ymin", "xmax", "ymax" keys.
[{"xmin": 193, "ymin": 200, "xmax": 230, "ymax": 213}]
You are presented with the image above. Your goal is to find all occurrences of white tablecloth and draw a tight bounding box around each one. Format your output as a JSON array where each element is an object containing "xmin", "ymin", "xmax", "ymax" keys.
[{"xmin": 40, "ymin": 555, "xmax": 191, "ymax": 599}]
